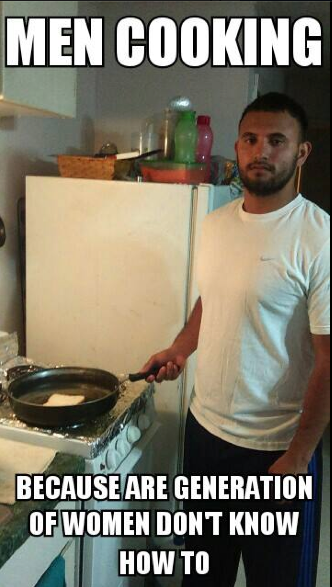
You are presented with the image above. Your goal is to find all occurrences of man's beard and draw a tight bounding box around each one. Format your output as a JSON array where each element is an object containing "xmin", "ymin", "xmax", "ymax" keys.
[{"xmin": 237, "ymin": 154, "xmax": 299, "ymax": 197}]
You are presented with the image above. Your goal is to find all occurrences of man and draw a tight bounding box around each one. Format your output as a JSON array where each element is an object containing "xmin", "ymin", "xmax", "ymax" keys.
[{"xmin": 141, "ymin": 93, "xmax": 330, "ymax": 586}]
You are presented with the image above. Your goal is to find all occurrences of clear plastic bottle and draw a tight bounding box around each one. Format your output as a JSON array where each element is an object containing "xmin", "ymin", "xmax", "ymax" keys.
[
  {"xmin": 196, "ymin": 115, "xmax": 213, "ymax": 182},
  {"xmin": 159, "ymin": 108, "xmax": 179, "ymax": 160},
  {"xmin": 174, "ymin": 111, "xmax": 198, "ymax": 164}
]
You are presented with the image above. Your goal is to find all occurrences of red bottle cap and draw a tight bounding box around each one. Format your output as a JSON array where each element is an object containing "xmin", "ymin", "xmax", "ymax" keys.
[{"xmin": 197, "ymin": 115, "xmax": 211, "ymax": 125}]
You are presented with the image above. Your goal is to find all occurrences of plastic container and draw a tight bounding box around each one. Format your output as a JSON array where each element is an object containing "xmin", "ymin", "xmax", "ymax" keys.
[
  {"xmin": 139, "ymin": 160, "xmax": 206, "ymax": 184},
  {"xmin": 196, "ymin": 115, "xmax": 213, "ymax": 182},
  {"xmin": 174, "ymin": 111, "xmax": 198, "ymax": 164},
  {"xmin": 159, "ymin": 108, "xmax": 179, "ymax": 159},
  {"xmin": 131, "ymin": 130, "xmax": 159, "ymax": 157}
]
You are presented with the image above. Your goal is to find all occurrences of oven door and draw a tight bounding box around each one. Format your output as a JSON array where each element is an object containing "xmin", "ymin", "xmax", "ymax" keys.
[{"xmin": 81, "ymin": 422, "xmax": 160, "ymax": 587}]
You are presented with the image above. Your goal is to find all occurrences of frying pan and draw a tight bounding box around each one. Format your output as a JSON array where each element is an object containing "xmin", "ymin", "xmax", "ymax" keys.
[{"xmin": 5, "ymin": 366, "xmax": 158, "ymax": 428}]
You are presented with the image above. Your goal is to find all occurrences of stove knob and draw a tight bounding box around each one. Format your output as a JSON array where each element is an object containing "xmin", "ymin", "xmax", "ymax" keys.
[
  {"xmin": 105, "ymin": 439, "xmax": 121, "ymax": 471},
  {"xmin": 126, "ymin": 425, "xmax": 142, "ymax": 444},
  {"xmin": 137, "ymin": 414, "xmax": 151, "ymax": 431},
  {"xmin": 105, "ymin": 447, "xmax": 121, "ymax": 472},
  {"xmin": 116, "ymin": 437, "xmax": 131, "ymax": 458}
]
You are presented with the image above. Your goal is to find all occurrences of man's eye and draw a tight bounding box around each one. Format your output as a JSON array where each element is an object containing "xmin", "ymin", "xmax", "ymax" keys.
[
  {"xmin": 245, "ymin": 138, "xmax": 256, "ymax": 144},
  {"xmin": 271, "ymin": 139, "xmax": 284, "ymax": 146}
]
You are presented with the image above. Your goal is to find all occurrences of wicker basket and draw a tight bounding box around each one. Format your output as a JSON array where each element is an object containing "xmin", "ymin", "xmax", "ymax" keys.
[{"xmin": 57, "ymin": 155, "xmax": 115, "ymax": 180}]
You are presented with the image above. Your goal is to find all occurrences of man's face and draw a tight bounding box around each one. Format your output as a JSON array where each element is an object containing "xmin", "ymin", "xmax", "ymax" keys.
[{"xmin": 235, "ymin": 110, "xmax": 305, "ymax": 197}]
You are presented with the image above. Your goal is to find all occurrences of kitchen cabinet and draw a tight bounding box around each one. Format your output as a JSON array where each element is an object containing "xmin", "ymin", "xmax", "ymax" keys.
[
  {"xmin": 0, "ymin": 502, "xmax": 81, "ymax": 587},
  {"xmin": 0, "ymin": 449, "xmax": 84, "ymax": 587},
  {"xmin": 0, "ymin": 1, "xmax": 77, "ymax": 118}
]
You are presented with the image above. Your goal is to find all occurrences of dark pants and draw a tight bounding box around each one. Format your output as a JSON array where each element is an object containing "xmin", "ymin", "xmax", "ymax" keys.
[{"xmin": 182, "ymin": 410, "xmax": 323, "ymax": 587}]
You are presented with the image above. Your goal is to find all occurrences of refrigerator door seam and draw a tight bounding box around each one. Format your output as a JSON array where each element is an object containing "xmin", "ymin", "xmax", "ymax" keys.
[{"xmin": 176, "ymin": 186, "xmax": 199, "ymax": 478}]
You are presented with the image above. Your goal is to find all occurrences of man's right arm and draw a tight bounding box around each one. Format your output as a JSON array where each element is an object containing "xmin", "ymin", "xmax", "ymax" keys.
[{"xmin": 140, "ymin": 297, "xmax": 202, "ymax": 382}]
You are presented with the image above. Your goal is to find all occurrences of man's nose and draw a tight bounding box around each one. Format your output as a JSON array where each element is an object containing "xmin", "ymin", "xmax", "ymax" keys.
[{"xmin": 253, "ymin": 140, "xmax": 271, "ymax": 161}]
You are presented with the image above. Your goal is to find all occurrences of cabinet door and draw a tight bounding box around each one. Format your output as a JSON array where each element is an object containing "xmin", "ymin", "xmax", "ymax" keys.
[
  {"xmin": 0, "ymin": 502, "xmax": 80, "ymax": 587},
  {"xmin": 62, "ymin": 539, "xmax": 80, "ymax": 587},
  {"xmin": 0, "ymin": 1, "xmax": 77, "ymax": 117}
]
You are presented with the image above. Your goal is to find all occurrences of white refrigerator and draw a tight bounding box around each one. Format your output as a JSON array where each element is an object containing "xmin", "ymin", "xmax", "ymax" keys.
[{"xmin": 25, "ymin": 177, "xmax": 235, "ymax": 523}]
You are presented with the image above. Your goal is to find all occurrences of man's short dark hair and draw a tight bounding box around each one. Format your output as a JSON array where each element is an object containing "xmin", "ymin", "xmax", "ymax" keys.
[{"xmin": 239, "ymin": 92, "xmax": 309, "ymax": 142}]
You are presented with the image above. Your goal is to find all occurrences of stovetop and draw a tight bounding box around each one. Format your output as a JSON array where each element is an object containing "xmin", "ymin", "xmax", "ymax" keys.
[{"xmin": 0, "ymin": 380, "xmax": 155, "ymax": 459}]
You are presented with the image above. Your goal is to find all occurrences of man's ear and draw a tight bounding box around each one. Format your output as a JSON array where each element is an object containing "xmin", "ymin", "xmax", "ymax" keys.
[{"xmin": 298, "ymin": 141, "xmax": 312, "ymax": 167}]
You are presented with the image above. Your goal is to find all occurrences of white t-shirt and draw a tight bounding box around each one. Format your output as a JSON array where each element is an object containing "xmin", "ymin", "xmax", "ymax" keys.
[{"xmin": 190, "ymin": 194, "xmax": 330, "ymax": 451}]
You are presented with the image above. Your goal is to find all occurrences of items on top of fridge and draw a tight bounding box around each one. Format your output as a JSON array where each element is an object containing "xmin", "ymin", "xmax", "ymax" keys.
[
  {"xmin": 159, "ymin": 108, "xmax": 179, "ymax": 160},
  {"xmin": 131, "ymin": 129, "xmax": 160, "ymax": 157},
  {"xmin": 57, "ymin": 148, "xmax": 163, "ymax": 180},
  {"xmin": 97, "ymin": 142, "xmax": 118, "ymax": 156},
  {"xmin": 168, "ymin": 95, "xmax": 193, "ymax": 112},
  {"xmin": 140, "ymin": 96, "xmax": 194, "ymax": 162},
  {"xmin": 139, "ymin": 160, "xmax": 206, "ymax": 184},
  {"xmin": 196, "ymin": 115, "xmax": 214, "ymax": 182},
  {"xmin": 58, "ymin": 155, "xmax": 116, "ymax": 180},
  {"xmin": 139, "ymin": 110, "xmax": 178, "ymax": 160},
  {"xmin": 174, "ymin": 111, "xmax": 198, "ymax": 164}
]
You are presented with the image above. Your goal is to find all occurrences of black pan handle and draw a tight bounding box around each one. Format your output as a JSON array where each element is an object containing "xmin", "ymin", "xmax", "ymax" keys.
[{"xmin": 128, "ymin": 367, "xmax": 161, "ymax": 382}]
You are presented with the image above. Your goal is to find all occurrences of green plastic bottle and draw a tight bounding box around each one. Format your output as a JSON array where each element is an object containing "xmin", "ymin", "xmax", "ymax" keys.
[{"xmin": 174, "ymin": 111, "xmax": 198, "ymax": 164}]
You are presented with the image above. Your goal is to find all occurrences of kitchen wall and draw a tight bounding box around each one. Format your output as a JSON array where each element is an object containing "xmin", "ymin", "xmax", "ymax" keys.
[{"xmin": 0, "ymin": 2, "xmax": 98, "ymax": 344}]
